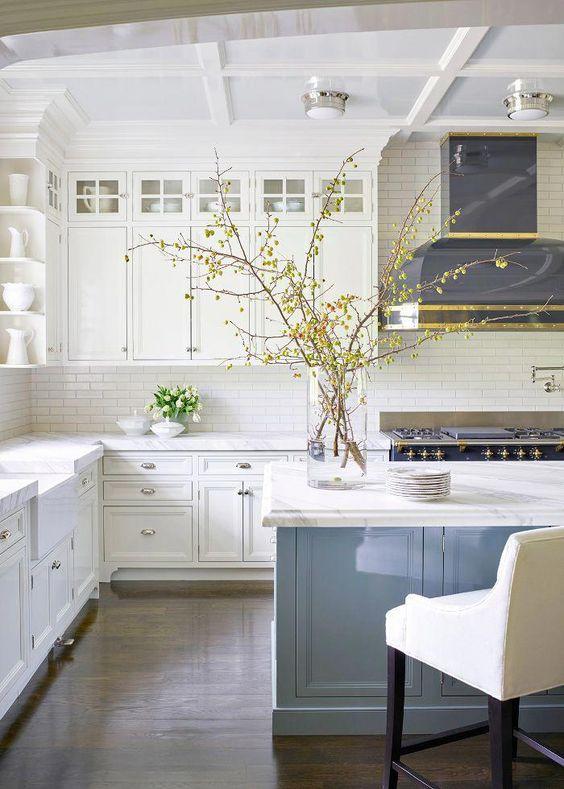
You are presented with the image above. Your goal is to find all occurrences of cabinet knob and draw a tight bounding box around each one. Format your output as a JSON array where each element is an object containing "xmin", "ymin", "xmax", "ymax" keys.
[
  {"xmin": 48, "ymin": 346, "xmax": 55, "ymax": 353},
  {"xmin": 141, "ymin": 528, "xmax": 156, "ymax": 536},
  {"xmin": 0, "ymin": 529, "xmax": 11, "ymax": 540},
  {"xmin": 119, "ymin": 193, "xmax": 128, "ymax": 199},
  {"xmin": 183, "ymin": 192, "xmax": 194, "ymax": 198},
  {"xmin": 81, "ymin": 477, "xmax": 89, "ymax": 486},
  {"xmin": 237, "ymin": 489, "xmax": 243, "ymax": 495},
  {"xmin": 244, "ymin": 488, "xmax": 250, "ymax": 495},
  {"xmin": 141, "ymin": 488, "xmax": 155, "ymax": 495},
  {"xmin": 121, "ymin": 346, "xmax": 127, "ymax": 353},
  {"xmin": 236, "ymin": 462, "xmax": 251, "ymax": 469},
  {"xmin": 51, "ymin": 560, "xmax": 61, "ymax": 570},
  {"xmin": 141, "ymin": 462, "xmax": 156, "ymax": 469}
]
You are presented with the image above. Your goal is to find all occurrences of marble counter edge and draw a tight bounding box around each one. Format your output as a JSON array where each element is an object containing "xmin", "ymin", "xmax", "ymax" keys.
[{"xmin": 0, "ymin": 478, "xmax": 38, "ymax": 520}]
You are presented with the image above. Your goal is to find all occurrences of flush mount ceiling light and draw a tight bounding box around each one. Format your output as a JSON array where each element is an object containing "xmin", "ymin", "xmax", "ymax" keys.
[
  {"xmin": 503, "ymin": 79, "xmax": 553, "ymax": 121},
  {"xmin": 302, "ymin": 76, "xmax": 349, "ymax": 120}
]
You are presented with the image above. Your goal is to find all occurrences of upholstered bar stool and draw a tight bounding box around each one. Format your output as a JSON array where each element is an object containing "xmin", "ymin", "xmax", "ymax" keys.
[{"xmin": 383, "ymin": 526, "xmax": 564, "ymax": 789}]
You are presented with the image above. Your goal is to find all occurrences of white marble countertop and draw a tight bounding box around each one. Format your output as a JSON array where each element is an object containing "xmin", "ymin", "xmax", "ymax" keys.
[
  {"xmin": 262, "ymin": 462, "xmax": 564, "ymax": 529},
  {"xmin": 0, "ymin": 478, "xmax": 37, "ymax": 519},
  {"xmin": 0, "ymin": 431, "xmax": 392, "ymax": 454},
  {"xmin": 0, "ymin": 473, "xmax": 75, "ymax": 497}
]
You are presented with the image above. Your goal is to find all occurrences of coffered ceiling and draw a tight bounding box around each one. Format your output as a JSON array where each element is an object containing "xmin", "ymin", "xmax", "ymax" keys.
[{"xmin": 2, "ymin": 22, "xmax": 564, "ymax": 145}]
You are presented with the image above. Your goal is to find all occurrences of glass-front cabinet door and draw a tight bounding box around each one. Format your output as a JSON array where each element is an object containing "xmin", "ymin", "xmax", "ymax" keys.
[
  {"xmin": 313, "ymin": 171, "xmax": 372, "ymax": 221},
  {"xmin": 255, "ymin": 172, "xmax": 313, "ymax": 221},
  {"xmin": 47, "ymin": 166, "xmax": 62, "ymax": 218},
  {"xmin": 132, "ymin": 172, "xmax": 190, "ymax": 222},
  {"xmin": 192, "ymin": 172, "xmax": 249, "ymax": 221},
  {"xmin": 68, "ymin": 172, "xmax": 127, "ymax": 221}
]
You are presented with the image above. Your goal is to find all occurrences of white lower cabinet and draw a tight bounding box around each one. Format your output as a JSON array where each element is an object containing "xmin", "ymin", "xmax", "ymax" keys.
[
  {"xmin": 50, "ymin": 538, "xmax": 72, "ymax": 625},
  {"xmin": 243, "ymin": 479, "xmax": 273, "ymax": 562},
  {"xmin": 74, "ymin": 489, "xmax": 97, "ymax": 601},
  {"xmin": 30, "ymin": 558, "xmax": 52, "ymax": 652},
  {"xmin": 0, "ymin": 543, "xmax": 29, "ymax": 709},
  {"xmin": 104, "ymin": 507, "xmax": 193, "ymax": 562},
  {"xmin": 30, "ymin": 536, "xmax": 72, "ymax": 653},
  {"xmin": 198, "ymin": 481, "xmax": 243, "ymax": 562}
]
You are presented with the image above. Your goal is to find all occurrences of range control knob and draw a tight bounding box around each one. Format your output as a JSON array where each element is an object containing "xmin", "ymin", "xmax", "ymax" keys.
[
  {"xmin": 405, "ymin": 448, "xmax": 416, "ymax": 460},
  {"xmin": 481, "ymin": 447, "xmax": 494, "ymax": 460},
  {"xmin": 419, "ymin": 448, "xmax": 431, "ymax": 460},
  {"xmin": 498, "ymin": 447, "xmax": 510, "ymax": 460},
  {"xmin": 515, "ymin": 447, "xmax": 527, "ymax": 460},
  {"xmin": 530, "ymin": 446, "xmax": 543, "ymax": 461},
  {"xmin": 434, "ymin": 448, "xmax": 445, "ymax": 461}
]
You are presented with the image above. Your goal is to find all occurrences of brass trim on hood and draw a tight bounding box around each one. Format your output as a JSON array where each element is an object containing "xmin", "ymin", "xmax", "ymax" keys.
[
  {"xmin": 440, "ymin": 131, "xmax": 538, "ymax": 144},
  {"xmin": 446, "ymin": 232, "xmax": 539, "ymax": 240},
  {"xmin": 418, "ymin": 304, "xmax": 551, "ymax": 312},
  {"xmin": 417, "ymin": 303, "xmax": 564, "ymax": 331}
]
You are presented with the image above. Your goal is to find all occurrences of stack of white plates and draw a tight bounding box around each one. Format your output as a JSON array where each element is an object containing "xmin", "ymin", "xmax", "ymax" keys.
[{"xmin": 386, "ymin": 467, "xmax": 451, "ymax": 500}]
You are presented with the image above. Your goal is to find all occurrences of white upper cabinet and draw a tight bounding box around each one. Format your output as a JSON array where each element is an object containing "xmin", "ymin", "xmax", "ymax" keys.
[
  {"xmin": 313, "ymin": 171, "xmax": 372, "ymax": 222},
  {"xmin": 68, "ymin": 172, "xmax": 127, "ymax": 221},
  {"xmin": 192, "ymin": 171, "xmax": 249, "ymax": 222},
  {"xmin": 132, "ymin": 172, "xmax": 191, "ymax": 222},
  {"xmin": 190, "ymin": 227, "xmax": 250, "ymax": 361},
  {"xmin": 316, "ymin": 226, "xmax": 372, "ymax": 301},
  {"xmin": 68, "ymin": 226, "xmax": 128, "ymax": 360},
  {"xmin": 45, "ymin": 218, "xmax": 60, "ymax": 361},
  {"xmin": 132, "ymin": 227, "xmax": 190, "ymax": 360},
  {"xmin": 255, "ymin": 172, "xmax": 313, "ymax": 221}
]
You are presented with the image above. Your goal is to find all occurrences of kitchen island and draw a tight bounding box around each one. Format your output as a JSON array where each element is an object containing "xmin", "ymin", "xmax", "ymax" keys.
[{"xmin": 263, "ymin": 462, "xmax": 564, "ymax": 735}]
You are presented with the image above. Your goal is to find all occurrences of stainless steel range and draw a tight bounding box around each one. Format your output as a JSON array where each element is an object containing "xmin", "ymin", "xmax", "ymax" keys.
[{"xmin": 386, "ymin": 426, "xmax": 564, "ymax": 461}]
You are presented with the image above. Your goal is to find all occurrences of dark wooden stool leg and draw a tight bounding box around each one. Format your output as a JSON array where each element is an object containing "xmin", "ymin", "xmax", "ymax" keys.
[
  {"xmin": 510, "ymin": 697, "xmax": 520, "ymax": 760},
  {"xmin": 488, "ymin": 697, "xmax": 513, "ymax": 789},
  {"xmin": 382, "ymin": 647, "xmax": 406, "ymax": 789}
]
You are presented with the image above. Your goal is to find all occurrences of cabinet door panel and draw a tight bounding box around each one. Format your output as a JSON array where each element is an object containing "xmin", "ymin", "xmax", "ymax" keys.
[
  {"xmin": 190, "ymin": 228, "xmax": 250, "ymax": 360},
  {"xmin": 68, "ymin": 227, "xmax": 127, "ymax": 360},
  {"xmin": 104, "ymin": 507, "xmax": 193, "ymax": 562},
  {"xmin": 243, "ymin": 479, "xmax": 273, "ymax": 562},
  {"xmin": 132, "ymin": 227, "xmax": 189, "ymax": 360},
  {"xmin": 132, "ymin": 172, "xmax": 190, "ymax": 222},
  {"xmin": 69, "ymin": 172, "xmax": 127, "ymax": 221},
  {"xmin": 317, "ymin": 226, "xmax": 372, "ymax": 301},
  {"xmin": 46, "ymin": 218, "xmax": 60, "ymax": 361},
  {"xmin": 74, "ymin": 492, "xmax": 96, "ymax": 600},
  {"xmin": 0, "ymin": 546, "xmax": 28, "ymax": 704},
  {"xmin": 192, "ymin": 171, "xmax": 249, "ymax": 221},
  {"xmin": 314, "ymin": 171, "xmax": 372, "ymax": 221},
  {"xmin": 296, "ymin": 528, "xmax": 423, "ymax": 697},
  {"xmin": 50, "ymin": 538, "xmax": 72, "ymax": 625},
  {"xmin": 31, "ymin": 557, "xmax": 52, "ymax": 652},
  {"xmin": 198, "ymin": 481, "xmax": 242, "ymax": 562},
  {"xmin": 255, "ymin": 172, "xmax": 312, "ymax": 220}
]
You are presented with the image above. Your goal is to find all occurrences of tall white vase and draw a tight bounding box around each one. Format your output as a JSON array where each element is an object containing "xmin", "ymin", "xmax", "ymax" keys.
[
  {"xmin": 5, "ymin": 328, "xmax": 34, "ymax": 365},
  {"xmin": 8, "ymin": 174, "xmax": 29, "ymax": 206}
]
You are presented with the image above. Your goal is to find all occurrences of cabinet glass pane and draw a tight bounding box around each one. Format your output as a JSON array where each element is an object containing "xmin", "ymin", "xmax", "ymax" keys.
[
  {"xmin": 286, "ymin": 197, "xmax": 305, "ymax": 212},
  {"xmin": 345, "ymin": 180, "xmax": 363, "ymax": 194},
  {"xmin": 76, "ymin": 180, "xmax": 95, "ymax": 196},
  {"xmin": 225, "ymin": 197, "xmax": 241, "ymax": 213},
  {"xmin": 286, "ymin": 179, "xmax": 305, "ymax": 195},
  {"xmin": 141, "ymin": 180, "xmax": 160, "ymax": 195},
  {"xmin": 99, "ymin": 197, "xmax": 119, "ymax": 214},
  {"xmin": 54, "ymin": 194, "xmax": 59, "ymax": 210},
  {"xmin": 199, "ymin": 197, "xmax": 218, "ymax": 213},
  {"xmin": 199, "ymin": 178, "xmax": 217, "ymax": 195},
  {"xmin": 48, "ymin": 191, "xmax": 54, "ymax": 208},
  {"xmin": 344, "ymin": 197, "xmax": 363, "ymax": 213},
  {"xmin": 76, "ymin": 198, "xmax": 95, "ymax": 214},
  {"xmin": 264, "ymin": 197, "xmax": 284, "ymax": 213},
  {"xmin": 142, "ymin": 198, "xmax": 161, "ymax": 214},
  {"xmin": 264, "ymin": 179, "xmax": 283, "ymax": 194},
  {"xmin": 163, "ymin": 179, "xmax": 183, "ymax": 194},
  {"xmin": 99, "ymin": 180, "xmax": 119, "ymax": 195},
  {"xmin": 163, "ymin": 197, "xmax": 183, "ymax": 213},
  {"xmin": 321, "ymin": 179, "xmax": 335, "ymax": 193},
  {"xmin": 223, "ymin": 178, "xmax": 241, "ymax": 195}
]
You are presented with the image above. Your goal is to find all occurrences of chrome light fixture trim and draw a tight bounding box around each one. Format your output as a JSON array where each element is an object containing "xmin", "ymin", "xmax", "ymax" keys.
[
  {"xmin": 503, "ymin": 89, "xmax": 553, "ymax": 120},
  {"xmin": 301, "ymin": 89, "xmax": 349, "ymax": 119}
]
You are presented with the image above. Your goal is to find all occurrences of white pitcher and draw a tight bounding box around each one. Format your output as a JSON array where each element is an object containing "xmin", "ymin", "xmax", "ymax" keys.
[
  {"xmin": 8, "ymin": 174, "xmax": 29, "ymax": 206},
  {"xmin": 5, "ymin": 327, "xmax": 34, "ymax": 365},
  {"xmin": 8, "ymin": 227, "xmax": 29, "ymax": 258}
]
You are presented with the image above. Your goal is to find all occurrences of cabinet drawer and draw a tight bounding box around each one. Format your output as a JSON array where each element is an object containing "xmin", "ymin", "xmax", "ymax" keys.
[
  {"xmin": 0, "ymin": 509, "xmax": 25, "ymax": 556},
  {"xmin": 103, "ymin": 480, "xmax": 192, "ymax": 502},
  {"xmin": 103, "ymin": 455, "xmax": 192, "ymax": 476},
  {"xmin": 198, "ymin": 454, "xmax": 287, "ymax": 476},
  {"xmin": 77, "ymin": 466, "xmax": 96, "ymax": 495},
  {"xmin": 104, "ymin": 506, "xmax": 193, "ymax": 562}
]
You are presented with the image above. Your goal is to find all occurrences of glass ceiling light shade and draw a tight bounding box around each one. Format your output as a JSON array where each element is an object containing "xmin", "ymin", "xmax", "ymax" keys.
[
  {"xmin": 503, "ymin": 79, "xmax": 553, "ymax": 121},
  {"xmin": 302, "ymin": 76, "xmax": 349, "ymax": 119}
]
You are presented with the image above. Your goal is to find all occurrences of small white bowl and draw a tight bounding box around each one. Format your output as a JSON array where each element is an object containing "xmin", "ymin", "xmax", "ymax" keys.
[
  {"xmin": 116, "ymin": 416, "xmax": 152, "ymax": 436},
  {"xmin": 150, "ymin": 420, "xmax": 185, "ymax": 439}
]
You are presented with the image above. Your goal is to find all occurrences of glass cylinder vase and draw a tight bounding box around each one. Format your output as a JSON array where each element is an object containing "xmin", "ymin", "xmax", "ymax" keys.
[{"xmin": 307, "ymin": 366, "xmax": 368, "ymax": 490}]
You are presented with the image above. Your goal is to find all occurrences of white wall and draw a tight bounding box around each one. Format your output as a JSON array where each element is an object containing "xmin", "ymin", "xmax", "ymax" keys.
[{"xmin": 24, "ymin": 138, "xmax": 564, "ymax": 434}]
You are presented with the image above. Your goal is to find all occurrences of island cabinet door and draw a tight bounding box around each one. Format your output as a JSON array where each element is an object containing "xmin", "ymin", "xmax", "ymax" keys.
[
  {"xmin": 441, "ymin": 526, "xmax": 537, "ymax": 697},
  {"xmin": 295, "ymin": 528, "xmax": 423, "ymax": 698}
]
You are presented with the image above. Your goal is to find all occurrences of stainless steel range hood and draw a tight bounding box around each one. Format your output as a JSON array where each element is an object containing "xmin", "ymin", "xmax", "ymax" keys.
[{"xmin": 384, "ymin": 133, "xmax": 564, "ymax": 331}]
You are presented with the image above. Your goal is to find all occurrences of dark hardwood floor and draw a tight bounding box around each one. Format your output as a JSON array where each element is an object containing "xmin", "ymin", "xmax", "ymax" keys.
[{"xmin": 0, "ymin": 582, "xmax": 562, "ymax": 788}]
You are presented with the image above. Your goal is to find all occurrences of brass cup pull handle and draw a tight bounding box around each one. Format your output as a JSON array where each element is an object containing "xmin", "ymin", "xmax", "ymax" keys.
[
  {"xmin": 51, "ymin": 560, "xmax": 61, "ymax": 570},
  {"xmin": 0, "ymin": 529, "xmax": 11, "ymax": 540},
  {"xmin": 141, "ymin": 488, "xmax": 155, "ymax": 496},
  {"xmin": 236, "ymin": 462, "xmax": 251, "ymax": 469},
  {"xmin": 140, "ymin": 463, "xmax": 156, "ymax": 470},
  {"xmin": 141, "ymin": 528, "xmax": 156, "ymax": 536}
]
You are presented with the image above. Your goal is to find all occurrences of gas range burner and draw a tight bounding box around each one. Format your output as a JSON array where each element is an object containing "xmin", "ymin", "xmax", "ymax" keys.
[
  {"xmin": 511, "ymin": 427, "xmax": 564, "ymax": 440},
  {"xmin": 392, "ymin": 428, "xmax": 443, "ymax": 441}
]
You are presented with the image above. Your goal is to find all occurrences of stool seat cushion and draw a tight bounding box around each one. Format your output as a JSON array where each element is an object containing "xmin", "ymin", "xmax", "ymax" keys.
[{"xmin": 385, "ymin": 527, "xmax": 564, "ymax": 700}]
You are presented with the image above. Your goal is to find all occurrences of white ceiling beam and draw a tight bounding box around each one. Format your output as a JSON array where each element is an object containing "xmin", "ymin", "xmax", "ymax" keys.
[
  {"xmin": 461, "ymin": 61, "xmax": 564, "ymax": 78},
  {"xmin": 397, "ymin": 26, "xmax": 490, "ymax": 142},
  {"xmin": 195, "ymin": 42, "xmax": 232, "ymax": 126}
]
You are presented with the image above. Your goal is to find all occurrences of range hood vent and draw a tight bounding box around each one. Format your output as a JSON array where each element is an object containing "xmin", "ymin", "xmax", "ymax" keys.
[{"xmin": 384, "ymin": 133, "xmax": 564, "ymax": 331}]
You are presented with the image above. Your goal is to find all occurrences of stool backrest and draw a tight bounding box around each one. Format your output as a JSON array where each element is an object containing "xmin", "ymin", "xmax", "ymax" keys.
[{"xmin": 496, "ymin": 526, "xmax": 564, "ymax": 699}]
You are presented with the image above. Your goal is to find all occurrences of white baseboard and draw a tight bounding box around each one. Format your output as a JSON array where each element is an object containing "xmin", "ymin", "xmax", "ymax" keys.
[{"xmin": 107, "ymin": 567, "xmax": 274, "ymax": 581}]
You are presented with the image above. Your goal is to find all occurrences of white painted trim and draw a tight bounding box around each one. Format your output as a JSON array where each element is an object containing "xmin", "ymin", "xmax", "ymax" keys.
[{"xmin": 196, "ymin": 42, "xmax": 233, "ymax": 126}]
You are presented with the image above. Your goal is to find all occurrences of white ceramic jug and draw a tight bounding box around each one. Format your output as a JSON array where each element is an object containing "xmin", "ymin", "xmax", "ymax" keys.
[
  {"xmin": 8, "ymin": 227, "xmax": 29, "ymax": 258},
  {"xmin": 5, "ymin": 328, "xmax": 34, "ymax": 365},
  {"xmin": 8, "ymin": 174, "xmax": 29, "ymax": 206},
  {"xmin": 2, "ymin": 283, "xmax": 34, "ymax": 312}
]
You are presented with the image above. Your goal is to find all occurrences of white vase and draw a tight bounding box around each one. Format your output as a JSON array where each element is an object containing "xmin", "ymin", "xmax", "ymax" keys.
[
  {"xmin": 2, "ymin": 282, "xmax": 34, "ymax": 312},
  {"xmin": 8, "ymin": 174, "xmax": 29, "ymax": 206},
  {"xmin": 5, "ymin": 328, "xmax": 34, "ymax": 365},
  {"xmin": 8, "ymin": 227, "xmax": 29, "ymax": 258}
]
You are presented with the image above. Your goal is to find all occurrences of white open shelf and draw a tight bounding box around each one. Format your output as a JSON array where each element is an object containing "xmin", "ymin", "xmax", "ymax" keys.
[
  {"xmin": 0, "ymin": 257, "xmax": 45, "ymax": 265},
  {"xmin": 0, "ymin": 311, "xmax": 44, "ymax": 316},
  {"xmin": 0, "ymin": 205, "xmax": 45, "ymax": 216}
]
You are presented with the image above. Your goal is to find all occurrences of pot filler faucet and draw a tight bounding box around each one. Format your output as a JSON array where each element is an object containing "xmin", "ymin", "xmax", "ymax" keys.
[{"xmin": 531, "ymin": 365, "xmax": 564, "ymax": 393}]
